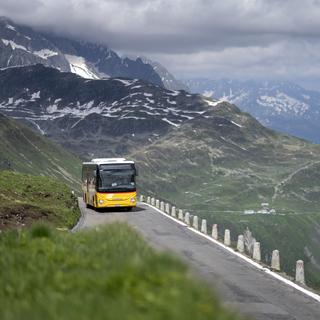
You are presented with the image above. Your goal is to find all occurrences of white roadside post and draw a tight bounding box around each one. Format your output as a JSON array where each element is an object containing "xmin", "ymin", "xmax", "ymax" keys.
[
  {"xmin": 160, "ymin": 201, "xmax": 165, "ymax": 212},
  {"xmin": 271, "ymin": 250, "xmax": 280, "ymax": 271},
  {"xmin": 201, "ymin": 219, "xmax": 207, "ymax": 234},
  {"xmin": 184, "ymin": 212, "xmax": 190, "ymax": 226},
  {"xmin": 156, "ymin": 199, "xmax": 160, "ymax": 209},
  {"xmin": 224, "ymin": 229, "xmax": 231, "ymax": 246},
  {"xmin": 253, "ymin": 242, "xmax": 261, "ymax": 261},
  {"xmin": 147, "ymin": 196, "xmax": 151, "ymax": 204},
  {"xmin": 178, "ymin": 209, "xmax": 184, "ymax": 221},
  {"xmin": 165, "ymin": 203, "xmax": 170, "ymax": 214},
  {"xmin": 212, "ymin": 224, "xmax": 218, "ymax": 240},
  {"xmin": 151, "ymin": 197, "xmax": 155, "ymax": 206},
  {"xmin": 139, "ymin": 195, "xmax": 144, "ymax": 203},
  {"xmin": 295, "ymin": 260, "xmax": 305, "ymax": 285},
  {"xmin": 192, "ymin": 215, "xmax": 199, "ymax": 230},
  {"xmin": 237, "ymin": 235, "xmax": 245, "ymax": 253},
  {"xmin": 171, "ymin": 206, "xmax": 176, "ymax": 218}
]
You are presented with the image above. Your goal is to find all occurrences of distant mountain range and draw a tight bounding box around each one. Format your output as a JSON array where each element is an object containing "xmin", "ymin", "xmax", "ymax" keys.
[
  {"xmin": 0, "ymin": 16, "xmax": 187, "ymax": 91},
  {"xmin": 184, "ymin": 79, "xmax": 320, "ymax": 143}
]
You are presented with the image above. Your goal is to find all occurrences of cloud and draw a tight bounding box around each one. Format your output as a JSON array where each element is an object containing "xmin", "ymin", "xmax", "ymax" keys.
[{"xmin": 1, "ymin": 0, "xmax": 320, "ymax": 86}]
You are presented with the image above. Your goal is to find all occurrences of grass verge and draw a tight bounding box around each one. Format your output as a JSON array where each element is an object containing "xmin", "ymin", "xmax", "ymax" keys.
[
  {"xmin": 0, "ymin": 223, "xmax": 242, "ymax": 320},
  {"xmin": 0, "ymin": 171, "xmax": 79, "ymax": 230}
]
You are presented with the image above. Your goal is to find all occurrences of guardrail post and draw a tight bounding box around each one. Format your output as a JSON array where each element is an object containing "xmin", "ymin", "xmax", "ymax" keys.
[
  {"xmin": 295, "ymin": 260, "xmax": 305, "ymax": 285},
  {"xmin": 151, "ymin": 197, "xmax": 155, "ymax": 206},
  {"xmin": 253, "ymin": 242, "xmax": 261, "ymax": 261},
  {"xmin": 201, "ymin": 219, "xmax": 207, "ymax": 234},
  {"xmin": 156, "ymin": 199, "xmax": 160, "ymax": 208},
  {"xmin": 165, "ymin": 203, "xmax": 170, "ymax": 214},
  {"xmin": 192, "ymin": 215, "xmax": 199, "ymax": 230},
  {"xmin": 271, "ymin": 250, "xmax": 280, "ymax": 271},
  {"xmin": 171, "ymin": 206, "xmax": 176, "ymax": 218},
  {"xmin": 184, "ymin": 212, "xmax": 190, "ymax": 226},
  {"xmin": 237, "ymin": 235, "xmax": 244, "ymax": 253},
  {"xmin": 212, "ymin": 224, "xmax": 218, "ymax": 240},
  {"xmin": 178, "ymin": 209, "xmax": 184, "ymax": 221},
  {"xmin": 147, "ymin": 196, "xmax": 151, "ymax": 204},
  {"xmin": 139, "ymin": 195, "xmax": 144, "ymax": 202},
  {"xmin": 160, "ymin": 201, "xmax": 165, "ymax": 212},
  {"xmin": 224, "ymin": 229, "xmax": 231, "ymax": 246}
]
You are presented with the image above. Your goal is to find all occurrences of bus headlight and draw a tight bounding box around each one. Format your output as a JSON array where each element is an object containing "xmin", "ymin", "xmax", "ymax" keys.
[
  {"xmin": 130, "ymin": 197, "xmax": 136, "ymax": 203},
  {"xmin": 99, "ymin": 200, "xmax": 104, "ymax": 204}
]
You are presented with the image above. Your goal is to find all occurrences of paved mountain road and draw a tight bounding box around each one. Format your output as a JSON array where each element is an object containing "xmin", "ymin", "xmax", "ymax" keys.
[{"xmin": 77, "ymin": 199, "xmax": 320, "ymax": 320}]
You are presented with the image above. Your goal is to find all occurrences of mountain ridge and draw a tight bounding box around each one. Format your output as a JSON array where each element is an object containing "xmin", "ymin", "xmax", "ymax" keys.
[
  {"xmin": 184, "ymin": 78, "xmax": 320, "ymax": 143},
  {"xmin": 0, "ymin": 64, "xmax": 214, "ymax": 157},
  {"xmin": 0, "ymin": 16, "xmax": 164, "ymax": 86}
]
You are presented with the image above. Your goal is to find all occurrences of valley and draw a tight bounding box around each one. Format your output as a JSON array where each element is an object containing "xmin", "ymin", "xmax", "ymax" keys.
[{"xmin": 0, "ymin": 14, "xmax": 320, "ymax": 295}]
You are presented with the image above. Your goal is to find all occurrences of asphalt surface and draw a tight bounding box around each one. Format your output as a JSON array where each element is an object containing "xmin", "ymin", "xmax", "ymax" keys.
[{"xmin": 78, "ymin": 199, "xmax": 320, "ymax": 320}]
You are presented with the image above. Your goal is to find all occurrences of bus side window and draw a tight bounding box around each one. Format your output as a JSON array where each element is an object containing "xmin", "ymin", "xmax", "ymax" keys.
[{"xmin": 92, "ymin": 170, "xmax": 96, "ymax": 185}]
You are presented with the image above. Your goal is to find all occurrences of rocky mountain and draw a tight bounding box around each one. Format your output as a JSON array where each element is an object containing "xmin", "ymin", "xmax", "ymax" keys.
[
  {"xmin": 184, "ymin": 78, "xmax": 320, "ymax": 143},
  {"xmin": 0, "ymin": 64, "xmax": 216, "ymax": 157},
  {"xmin": 139, "ymin": 56, "xmax": 189, "ymax": 91},
  {"xmin": 0, "ymin": 17, "xmax": 163, "ymax": 86},
  {"xmin": 0, "ymin": 113, "xmax": 81, "ymax": 188}
]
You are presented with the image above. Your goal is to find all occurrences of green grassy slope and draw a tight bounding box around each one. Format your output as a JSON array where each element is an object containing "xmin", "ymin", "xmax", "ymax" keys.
[
  {"xmin": 132, "ymin": 102, "xmax": 320, "ymax": 289},
  {"xmin": 134, "ymin": 103, "xmax": 320, "ymax": 213},
  {"xmin": 0, "ymin": 114, "xmax": 81, "ymax": 189},
  {"xmin": 0, "ymin": 171, "xmax": 79, "ymax": 230},
  {"xmin": 0, "ymin": 223, "xmax": 241, "ymax": 320}
]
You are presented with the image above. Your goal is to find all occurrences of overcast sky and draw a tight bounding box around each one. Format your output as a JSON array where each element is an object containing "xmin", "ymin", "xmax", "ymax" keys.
[{"xmin": 1, "ymin": 0, "xmax": 320, "ymax": 89}]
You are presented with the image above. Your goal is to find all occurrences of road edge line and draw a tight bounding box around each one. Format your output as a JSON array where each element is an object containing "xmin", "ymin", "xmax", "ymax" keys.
[
  {"xmin": 71, "ymin": 197, "xmax": 87, "ymax": 233},
  {"xmin": 143, "ymin": 202, "xmax": 320, "ymax": 303}
]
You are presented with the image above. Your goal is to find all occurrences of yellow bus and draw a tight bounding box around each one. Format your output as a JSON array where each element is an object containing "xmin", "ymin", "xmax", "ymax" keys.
[{"xmin": 82, "ymin": 158, "xmax": 137, "ymax": 210}]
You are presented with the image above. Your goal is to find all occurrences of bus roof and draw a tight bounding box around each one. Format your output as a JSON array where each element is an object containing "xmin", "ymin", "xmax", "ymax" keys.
[{"xmin": 83, "ymin": 158, "xmax": 135, "ymax": 165}]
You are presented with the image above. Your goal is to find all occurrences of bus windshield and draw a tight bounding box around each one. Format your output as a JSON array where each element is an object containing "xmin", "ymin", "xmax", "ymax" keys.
[{"xmin": 98, "ymin": 166, "xmax": 136, "ymax": 192}]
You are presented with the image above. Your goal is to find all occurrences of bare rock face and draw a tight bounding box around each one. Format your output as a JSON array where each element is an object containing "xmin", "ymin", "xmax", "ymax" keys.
[{"xmin": 0, "ymin": 17, "xmax": 163, "ymax": 86}]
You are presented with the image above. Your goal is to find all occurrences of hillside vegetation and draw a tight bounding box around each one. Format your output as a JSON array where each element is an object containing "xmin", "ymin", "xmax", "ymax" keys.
[
  {"xmin": 0, "ymin": 114, "xmax": 81, "ymax": 189},
  {"xmin": 0, "ymin": 171, "xmax": 79, "ymax": 230},
  {"xmin": 0, "ymin": 223, "xmax": 241, "ymax": 320},
  {"xmin": 132, "ymin": 102, "xmax": 320, "ymax": 289}
]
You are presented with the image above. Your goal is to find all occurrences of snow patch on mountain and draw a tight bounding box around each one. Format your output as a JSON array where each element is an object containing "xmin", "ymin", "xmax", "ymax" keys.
[
  {"xmin": 204, "ymin": 98, "xmax": 222, "ymax": 107},
  {"xmin": 166, "ymin": 91, "xmax": 180, "ymax": 97},
  {"xmin": 33, "ymin": 49, "xmax": 59, "ymax": 60},
  {"xmin": 65, "ymin": 54, "xmax": 100, "ymax": 80},
  {"xmin": 2, "ymin": 39, "xmax": 28, "ymax": 52},
  {"xmin": 162, "ymin": 118, "xmax": 180, "ymax": 127},
  {"xmin": 231, "ymin": 120, "xmax": 243, "ymax": 128},
  {"xmin": 257, "ymin": 93, "xmax": 309, "ymax": 115},
  {"xmin": 30, "ymin": 91, "xmax": 41, "ymax": 100},
  {"xmin": 114, "ymin": 78, "xmax": 136, "ymax": 86},
  {"xmin": 5, "ymin": 24, "xmax": 16, "ymax": 31}
]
